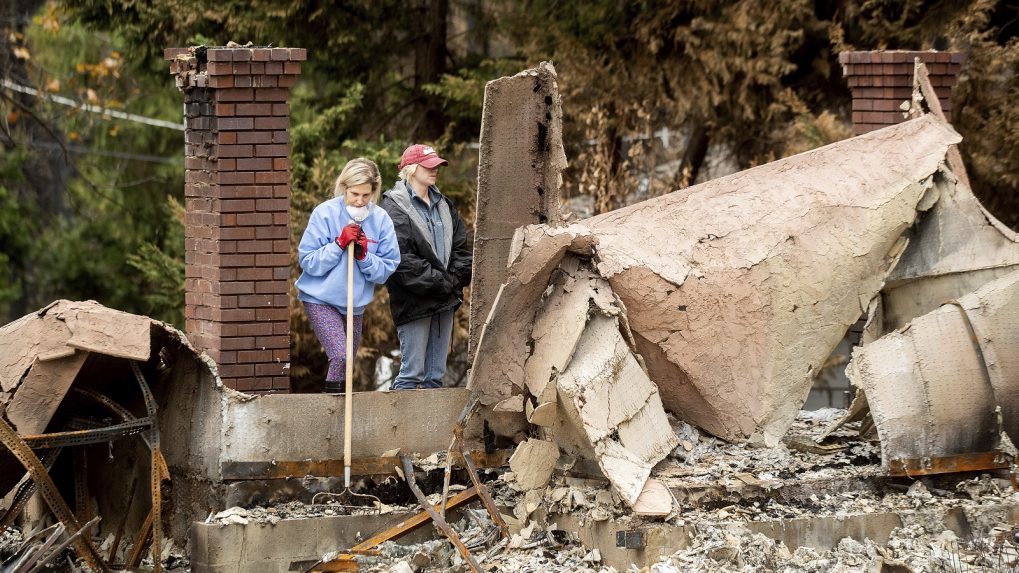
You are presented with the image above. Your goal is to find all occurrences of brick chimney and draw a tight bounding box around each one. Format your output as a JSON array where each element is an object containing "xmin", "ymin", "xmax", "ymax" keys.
[
  {"xmin": 165, "ymin": 46, "xmax": 306, "ymax": 393},
  {"xmin": 839, "ymin": 50, "xmax": 963, "ymax": 135}
]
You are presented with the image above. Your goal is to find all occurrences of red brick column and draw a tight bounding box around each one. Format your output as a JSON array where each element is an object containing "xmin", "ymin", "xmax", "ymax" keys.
[
  {"xmin": 839, "ymin": 51, "xmax": 963, "ymax": 135},
  {"xmin": 165, "ymin": 46, "xmax": 306, "ymax": 393}
]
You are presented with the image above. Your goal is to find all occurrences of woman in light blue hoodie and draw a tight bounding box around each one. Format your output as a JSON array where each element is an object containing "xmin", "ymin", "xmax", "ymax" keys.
[{"xmin": 296, "ymin": 158, "xmax": 400, "ymax": 392}]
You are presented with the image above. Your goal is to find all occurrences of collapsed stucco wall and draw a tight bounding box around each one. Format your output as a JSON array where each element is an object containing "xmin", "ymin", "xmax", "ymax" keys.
[
  {"xmin": 0, "ymin": 300, "xmax": 223, "ymax": 547},
  {"xmin": 470, "ymin": 114, "xmax": 962, "ymax": 447},
  {"xmin": 875, "ymin": 62, "xmax": 1019, "ymax": 333},
  {"xmin": 847, "ymin": 269, "xmax": 1019, "ymax": 465},
  {"xmin": 469, "ymin": 62, "xmax": 567, "ymax": 360}
]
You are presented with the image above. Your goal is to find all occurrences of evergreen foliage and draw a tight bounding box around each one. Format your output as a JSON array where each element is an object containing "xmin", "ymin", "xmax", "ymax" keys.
[{"xmin": 2, "ymin": 0, "xmax": 1017, "ymax": 390}]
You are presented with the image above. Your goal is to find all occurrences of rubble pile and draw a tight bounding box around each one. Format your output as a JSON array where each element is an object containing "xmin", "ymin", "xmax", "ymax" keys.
[
  {"xmin": 646, "ymin": 523, "xmax": 1019, "ymax": 573},
  {"xmin": 315, "ymin": 484, "xmax": 1019, "ymax": 573},
  {"xmin": 293, "ymin": 409, "xmax": 1017, "ymax": 572},
  {"xmin": 467, "ymin": 61, "xmax": 1019, "ymax": 527}
]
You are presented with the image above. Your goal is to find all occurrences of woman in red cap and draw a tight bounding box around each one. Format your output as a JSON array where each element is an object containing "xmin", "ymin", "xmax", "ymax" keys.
[{"xmin": 380, "ymin": 144, "xmax": 472, "ymax": 389}]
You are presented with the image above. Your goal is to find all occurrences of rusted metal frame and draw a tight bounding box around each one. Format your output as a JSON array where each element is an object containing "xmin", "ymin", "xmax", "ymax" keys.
[
  {"xmin": 0, "ymin": 406, "xmax": 109, "ymax": 572},
  {"xmin": 400, "ymin": 454, "xmax": 482, "ymax": 573},
  {"xmin": 349, "ymin": 487, "xmax": 479, "ymax": 550},
  {"xmin": 456, "ymin": 439, "xmax": 509, "ymax": 541},
  {"xmin": 107, "ymin": 476, "xmax": 138, "ymax": 566},
  {"xmin": 446, "ymin": 391, "xmax": 506, "ymax": 539},
  {"xmin": 131, "ymin": 360, "xmax": 164, "ymax": 573},
  {"xmin": 72, "ymin": 388, "xmax": 152, "ymax": 449},
  {"xmin": 73, "ymin": 448, "xmax": 91, "ymax": 524},
  {"xmin": 0, "ymin": 448, "xmax": 61, "ymax": 534},
  {"xmin": 74, "ymin": 383, "xmax": 165, "ymax": 566},
  {"xmin": 220, "ymin": 450, "xmax": 511, "ymax": 480},
  {"xmin": 20, "ymin": 418, "xmax": 152, "ymax": 449},
  {"xmin": 888, "ymin": 451, "xmax": 1015, "ymax": 477},
  {"xmin": 125, "ymin": 507, "xmax": 154, "ymax": 569},
  {"xmin": 310, "ymin": 487, "xmax": 481, "ymax": 572}
]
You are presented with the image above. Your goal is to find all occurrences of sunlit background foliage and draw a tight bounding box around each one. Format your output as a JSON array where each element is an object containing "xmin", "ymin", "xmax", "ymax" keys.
[{"xmin": 2, "ymin": 0, "xmax": 1017, "ymax": 390}]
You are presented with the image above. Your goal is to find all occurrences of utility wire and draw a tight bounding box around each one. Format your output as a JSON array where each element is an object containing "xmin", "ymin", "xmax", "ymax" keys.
[
  {"xmin": 1, "ymin": 78, "xmax": 185, "ymax": 131},
  {"xmin": 26, "ymin": 139, "xmax": 181, "ymax": 164}
]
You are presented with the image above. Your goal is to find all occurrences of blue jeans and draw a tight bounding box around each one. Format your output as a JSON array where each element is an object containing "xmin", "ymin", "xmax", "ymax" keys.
[{"xmin": 393, "ymin": 310, "xmax": 454, "ymax": 390}]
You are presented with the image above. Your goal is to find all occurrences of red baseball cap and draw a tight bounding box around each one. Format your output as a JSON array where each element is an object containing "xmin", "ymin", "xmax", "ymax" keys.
[{"xmin": 399, "ymin": 144, "xmax": 449, "ymax": 170}]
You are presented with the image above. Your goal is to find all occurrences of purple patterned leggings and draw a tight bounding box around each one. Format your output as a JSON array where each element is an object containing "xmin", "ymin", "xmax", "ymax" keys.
[{"xmin": 304, "ymin": 302, "xmax": 364, "ymax": 384}]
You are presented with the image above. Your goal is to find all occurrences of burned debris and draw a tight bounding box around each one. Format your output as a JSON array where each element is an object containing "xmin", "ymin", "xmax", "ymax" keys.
[
  {"xmin": 3, "ymin": 53, "xmax": 1019, "ymax": 572},
  {"xmin": 0, "ymin": 300, "xmax": 213, "ymax": 571},
  {"xmin": 842, "ymin": 269, "xmax": 1019, "ymax": 475}
]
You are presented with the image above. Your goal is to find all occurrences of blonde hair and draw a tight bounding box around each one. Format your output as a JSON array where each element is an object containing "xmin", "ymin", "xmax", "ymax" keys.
[
  {"xmin": 333, "ymin": 158, "xmax": 382, "ymax": 202},
  {"xmin": 398, "ymin": 163, "xmax": 418, "ymax": 182}
]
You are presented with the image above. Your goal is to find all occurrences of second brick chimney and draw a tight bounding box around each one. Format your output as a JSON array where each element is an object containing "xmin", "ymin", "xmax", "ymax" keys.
[{"xmin": 839, "ymin": 50, "xmax": 963, "ymax": 135}]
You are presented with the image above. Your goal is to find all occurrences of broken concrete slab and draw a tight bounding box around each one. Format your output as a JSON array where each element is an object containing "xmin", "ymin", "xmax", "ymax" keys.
[
  {"xmin": 551, "ymin": 501, "xmax": 1019, "ymax": 572},
  {"xmin": 469, "ymin": 62, "xmax": 568, "ymax": 361},
  {"xmin": 189, "ymin": 510, "xmax": 448, "ymax": 573},
  {"xmin": 846, "ymin": 269, "xmax": 1019, "ymax": 466},
  {"xmin": 470, "ymin": 114, "xmax": 962, "ymax": 446}
]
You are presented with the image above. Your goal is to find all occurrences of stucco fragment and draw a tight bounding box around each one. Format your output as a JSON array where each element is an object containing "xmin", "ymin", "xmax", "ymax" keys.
[
  {"xmin": 0, "ymin": 300, "xmax": 151, "ymax": 428},
  {"xmin": 508, "ymin": 438, "xmax": 559, "ymax": 490},
  {"xmin": 553, "ymin": 302, "xmax": 678, "ymax": 506},
  {"xmin": 876, "ymin": 61, "xmax": 1019, "ymax": 332},
  {"xmin": 468, "ymin": 224, "xmax": 596, "ymax": 404},
  {"xmin": 6, "ymin": 350, "xmax": 88, "ymax": 434},
  {"xmin": 956, "ymin": 271, "xmax": 1019, "ymax": 444},
  {"xmin": 631, "ymin": 478, "xmax": 673, "ymax": 517},
  {"xmin": 586, "ymin": 116, "xmax": 960, "ymax": 445}
]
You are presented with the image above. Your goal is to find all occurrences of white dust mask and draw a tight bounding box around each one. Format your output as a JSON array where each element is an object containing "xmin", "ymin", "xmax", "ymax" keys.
[{"xmin": 346, "ymin": 204, "xmax": 369, "ymax": 222}]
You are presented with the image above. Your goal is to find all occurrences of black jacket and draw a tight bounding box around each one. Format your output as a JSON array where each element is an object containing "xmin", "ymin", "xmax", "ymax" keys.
[{"xmin": 380, "ymin": 183, "xmax": 472, "ymax": 326}]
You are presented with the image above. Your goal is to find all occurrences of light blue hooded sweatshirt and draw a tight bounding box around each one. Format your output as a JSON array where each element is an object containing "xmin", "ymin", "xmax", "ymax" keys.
[{"xmin": 296, "ymin": 198, "xmax": 400, "ymax": 315}]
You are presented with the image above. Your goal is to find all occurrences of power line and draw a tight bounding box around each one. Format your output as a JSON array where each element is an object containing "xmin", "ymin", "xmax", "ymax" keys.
[
  {"xmin": 25, "ymin": 139, "xmax": 181, "ymax": 164},
  {"xmin": 1, "ymin": 79, "xmax": 185, "ymax": 131}
]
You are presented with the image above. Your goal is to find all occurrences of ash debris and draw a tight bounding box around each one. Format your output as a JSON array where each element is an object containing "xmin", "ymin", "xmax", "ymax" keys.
[
  {"xmin": 306, "ymin": 409, "xmax": 1018, "ymax": 573},
  {"xmin": 644, "ymin": 522, "xmax": 1019, "ymax": 573}
]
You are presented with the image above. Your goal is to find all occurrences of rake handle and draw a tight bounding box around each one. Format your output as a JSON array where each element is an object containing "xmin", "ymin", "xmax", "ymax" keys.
[{"xmin": 344, "ymin": 242, "xmax": 355, "ymax": 489}]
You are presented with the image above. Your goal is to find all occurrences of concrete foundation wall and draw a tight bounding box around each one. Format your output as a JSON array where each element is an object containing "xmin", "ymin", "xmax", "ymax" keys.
[
  {"xmin": 554, "ymin": 502, "xmax": 1019, "ymax": 571},
  {"xmin": 189, "ymin": 511, "xmax": 448, "ymax": 573},
  {"xmin": 220, "ymin": 387, "xmax": 523, "ymax": 466}
]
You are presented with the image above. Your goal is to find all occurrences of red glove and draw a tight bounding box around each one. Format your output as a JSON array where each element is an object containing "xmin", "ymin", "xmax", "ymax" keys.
[{"xmin": 336, "ymin": 223, "xmax": 368, "ymax": 260}]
